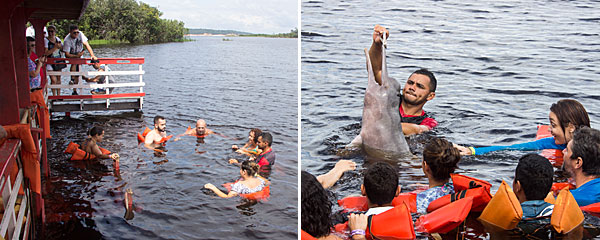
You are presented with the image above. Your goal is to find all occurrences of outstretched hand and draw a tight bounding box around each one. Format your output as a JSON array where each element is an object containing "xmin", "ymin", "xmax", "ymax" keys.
[
  {"xmin": 334, "ymin": 159, "xmax": 357, "ymax": 173},
  {"xmin": 453, "ymin": 143, "xmax": 473, "ymax": 156},
  {"xmin": 372, "ymin": 24, "xmax": 389, "ymax": 44}
]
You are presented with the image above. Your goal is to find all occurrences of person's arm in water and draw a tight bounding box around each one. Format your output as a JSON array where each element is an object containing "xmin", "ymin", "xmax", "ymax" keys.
[
  {"xmin": 317, "ymin": 160, "xmax": 357, "ymax": 189},
  {"xmin": 204, "ymin": 183, "xmax": 238, "ymax": 198},
  {"xmin": 401, "ymin": 123, "xmax": 431, "ymax": 135},
  {"xmin": 348, "ymin": 213, "xmax": 368, "ymax": 240},
  {"xmin": 456, "ymin": 137, "xmax": 564, "ymax": 155},
  {"xmin": 368, "ymin": 24, "xmax": 389, "ymax": 86},
  {"xmin": 90, "ymin": 143, "xmax": 118, "ymax": 159}
]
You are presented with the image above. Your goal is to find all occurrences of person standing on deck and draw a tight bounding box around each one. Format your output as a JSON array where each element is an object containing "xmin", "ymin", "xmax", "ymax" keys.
[
  {"xmin": 144, "ymin": 116, "xmax": 168, "ymax": 150},
  {"xmin": 63, "ymin": 24, "xmax": 97, "ymax": 95},
  {"xmin": 27, "ymin": 37, "xmax": 46, "ymax": 91},
  {"xmin": 369, "ymin": 25, "xmax": 438, "ymax": 135}
]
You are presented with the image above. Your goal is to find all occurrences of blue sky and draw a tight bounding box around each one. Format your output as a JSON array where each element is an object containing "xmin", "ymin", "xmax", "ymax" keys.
[{"xmin": 141, "ymin": 0, "xmax": 298, "ymax": 34}]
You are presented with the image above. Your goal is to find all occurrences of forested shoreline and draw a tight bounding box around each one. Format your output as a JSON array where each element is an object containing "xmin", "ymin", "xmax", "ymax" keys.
[{"xmin": 49, "ymin": 0, "xmax": 187, "ymax": 44}]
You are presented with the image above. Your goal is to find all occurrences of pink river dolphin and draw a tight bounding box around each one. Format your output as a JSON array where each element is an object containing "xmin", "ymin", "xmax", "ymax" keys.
[{"xmin": 349, "ymin": 37, "xmax": 411, "ymax": 160}]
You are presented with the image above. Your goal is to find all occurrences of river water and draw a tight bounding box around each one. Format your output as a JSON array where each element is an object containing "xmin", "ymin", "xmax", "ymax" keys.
[
  {"xmin": 44, "ymin": 36, "xmax": 298, "ymax": 239},
  {"xmin": 301, "ymin": 0, "xmax": 600, "ymax": 238}
]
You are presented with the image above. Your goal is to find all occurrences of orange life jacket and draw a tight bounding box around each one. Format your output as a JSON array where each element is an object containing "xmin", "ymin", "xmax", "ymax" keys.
[
  {"xmin": 137, "ymin": 127, "xmax": 172, "ymax": 144},
  {"xmin": 451, "ymin": 173, "xmax": 492, "ymax": 192},
  {"xmin": 416, "ymin": 196, "xmax": 473, "ymax": 233},
  {"xmin": 300, "ymin": 230, "xmax": 319, "ymax": 240},
  {"xmin": 64, "ymin": 142, "xmax": 111, "ymax": 161},
  {"xmin": 551, "ymin": 187, "xmax": 584, "ymax": 234},
  {"xmin": 337, "ymin": 192, "xmax": 418, "ymax": 213},
  {"xmin": 551, "ymin": 182, "xmax": 575, "ymax": 195},
  {"xmin": 478, "ymin": 180, "xmax": 523, "ymax": 230},
  {"xmin": 427, "ymin": 185, "xmax": 492, "ymax": 213},
  {"xmin": 365, "ymin": 202, "xmax": 416, "ymax": 240}
]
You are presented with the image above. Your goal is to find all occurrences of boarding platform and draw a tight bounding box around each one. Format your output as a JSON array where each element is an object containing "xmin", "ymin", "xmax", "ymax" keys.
[{"xmin": 45, "ymin": 58, "xmax": 145, "ymax": 113}]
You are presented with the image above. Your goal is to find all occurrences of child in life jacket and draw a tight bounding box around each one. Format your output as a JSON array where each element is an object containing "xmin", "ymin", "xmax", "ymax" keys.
[{"xmin": 513, "ymin": 154, "xmax": 554, "ymax": 227}]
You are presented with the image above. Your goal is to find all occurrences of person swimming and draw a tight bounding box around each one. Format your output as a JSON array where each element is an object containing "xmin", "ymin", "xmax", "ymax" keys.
[
  {"xmin": 204, "ymin": 160, "xmax": 267, "ymax": 198},
  {"xmin": 82, "ymin": 126, "xmax": 119, "ymax": 160},
  {"xmin": 456, "ymin": 99, "xmax": 590, "ymax": 155},
  {"xmin": 231, "ymin": 128, "xmax": 262, "ymax": 157}
]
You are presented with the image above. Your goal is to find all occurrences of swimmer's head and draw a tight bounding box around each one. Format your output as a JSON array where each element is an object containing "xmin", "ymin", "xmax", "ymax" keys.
[
  {"xmin": 422, "ymin": 137, "xmax": 461, "ymax": 182},
  {"xmin": 154, "ymin": 115, "xmax": 166, "ymax": 132},
  {"xmin": 249, "ymin": 128, "xmax": 262, "ymax": 143},
  {"xmin": 195, "ymin": 119, "xmax": 207, "ymax": 135},
  {"xmin": 241, "ymin": 160, "xmax": 260, "ymax": 177},
  {"xmin": 257, "ymin": 132, "xmax": 272, "ymax": 150},
  {"xmin": 549, "ymin": 99, "xmax": 590, "ymax": 145},
  {"xmin": 514, "ymin": 153, "xmax": 553, "ymax": 202},
  {"xmin": 88, "ymin": 126, "xmax": 105, "ymax": 142}
]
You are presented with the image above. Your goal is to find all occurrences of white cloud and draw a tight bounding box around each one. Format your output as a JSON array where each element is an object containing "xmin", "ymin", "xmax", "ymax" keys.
[{"xmin": 141, "ymin": 0, "xmax": 297, "ymax": 34}]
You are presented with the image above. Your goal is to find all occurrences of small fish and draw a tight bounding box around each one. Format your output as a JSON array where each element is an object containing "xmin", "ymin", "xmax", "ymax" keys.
[{"xmin": 124, "ymin": 188, "xmax": 134, "ymax": 220}]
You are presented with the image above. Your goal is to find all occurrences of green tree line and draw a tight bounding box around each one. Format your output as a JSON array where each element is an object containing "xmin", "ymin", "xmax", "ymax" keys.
[
  {"xmin": 240, "ymin": 28, "xmax": 298, "ymax": 38},
  {"xmin": 49, "ymin": 0, "xmax": 187, "ymax": 44}
]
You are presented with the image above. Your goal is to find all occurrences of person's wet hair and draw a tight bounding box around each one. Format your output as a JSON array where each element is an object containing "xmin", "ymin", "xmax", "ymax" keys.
[
  {"xmin": 26, "ymin": 36, "xmax": 35, "ymax": 43},
  {"xmin": 88, "ymin": 126, "xmax": 104, "ymax": 137},
  {"xmin": 363, "ymin": 162, "xmax": 398, "ymax": 206},
  {"xmin": 423, "ymin": 137, "xmax": 461, "ymax": 182},
  {"xmin": 154, "ymin": 115, "xmax": 165, "ymax": 125},
  {"xmin": 241, "ymin": 160, "xmax": 259, "ymax": 177},
  {"xmin": 515, "ymin": 153, "xmax": 553, "ymax": 201},
  {"xmin": 250, "ymin": 128, "xmax": 262, "ymax": 143},
  {"xmin": 260, "ymin": 132, "xmax": 273, "ymax": 146},
  {"xmin": 550, "ymin": 99, "xmax": 590, "ymax": 134},
  {"xmin": 301, "ymin": 171, "xmax": 332, "ymax": 238},
  {"xmin": 411, "ymin": 68, "xmax": 437, "ymax": 92},
  {"xmin": 570, "ymin": 127, "xmax": 600, "ymax": 177}
]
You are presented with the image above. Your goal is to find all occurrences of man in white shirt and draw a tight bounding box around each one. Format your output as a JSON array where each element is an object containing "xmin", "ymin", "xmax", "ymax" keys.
[{"xmin": 63, "ymin": 24, "xmax": 97, "ymax": 95}]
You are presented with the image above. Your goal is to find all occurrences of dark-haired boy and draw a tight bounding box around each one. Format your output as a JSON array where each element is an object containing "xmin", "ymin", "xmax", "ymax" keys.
[
  {"xmin": 513, "ymin": 153, "xmax": 554, "ymax": 220},
  {"xmin": 362, "ymin": 162, "xmax": 401, "ymax": 216}
]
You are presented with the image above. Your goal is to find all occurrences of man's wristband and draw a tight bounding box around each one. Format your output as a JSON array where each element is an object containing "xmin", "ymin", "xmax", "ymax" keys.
[
  {"xmin": 468, "ymin": 147, "xmax": 476, "ymax": 155},
  {"xmin": 351, "ymin": 229, "xmax": 365, "ymax": 237}
]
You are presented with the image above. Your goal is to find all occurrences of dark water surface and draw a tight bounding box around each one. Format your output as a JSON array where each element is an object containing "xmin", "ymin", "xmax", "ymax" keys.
[
  {"xmin": 302, "ymin": 0, "xmax": 600, "ymax": 238},
  {"xmin": 45, "ymin": 36, "xmax": 298, "ymax": 239}
]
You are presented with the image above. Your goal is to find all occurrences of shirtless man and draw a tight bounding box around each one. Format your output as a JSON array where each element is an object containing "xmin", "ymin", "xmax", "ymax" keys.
[
  {"xmin": 82, "ymin": 126, "xmax": 119, "ymax": 160},
  {"xmin": 174, "ymin": 119, "xmax": 215, "ymax": 141},
  {"xmin": 369, "ymin": 25, "xmax": 438, "ymax": 135},
  {"xmin": 144, "ymin": 116, "xmax": 168, "ymax": 150}
]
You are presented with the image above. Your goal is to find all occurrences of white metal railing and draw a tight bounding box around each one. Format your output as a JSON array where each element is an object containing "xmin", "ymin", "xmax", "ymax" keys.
[
  {"xmin": 45, "ymin": 58, "xmax": 145, "ymax": 110},
  {"xmin": 0, "ymin": 140, "xmax": 31, "ymax": 240}
]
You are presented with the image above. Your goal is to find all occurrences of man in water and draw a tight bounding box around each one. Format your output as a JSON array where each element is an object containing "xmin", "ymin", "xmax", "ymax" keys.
[
  {"xmin": 561, "ymin": 126, "xmax": 600, "ymax": 207},
  {"xmin": 174, "ymin": 119, "xmax": 215, "ymax": 141},
  {"xmin": 369, "ymin": 25, "xmax": 438, "ymax": 135},
  {"xmin": 144, "ymin": 116, "xmax": 168, "ymax": 150},
  {"xmin": 229, "ymin": 132, "xmax": 275, "ymax": 167},
  {"xmin": 82, "ymin": 59, "xmax": 114, "ymax": 94}
]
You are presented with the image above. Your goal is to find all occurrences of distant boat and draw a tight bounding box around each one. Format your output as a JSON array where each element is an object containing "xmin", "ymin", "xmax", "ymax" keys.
[{"xmin": 222, "ymin": 38, "xmax": 233, "ymax": 41}]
